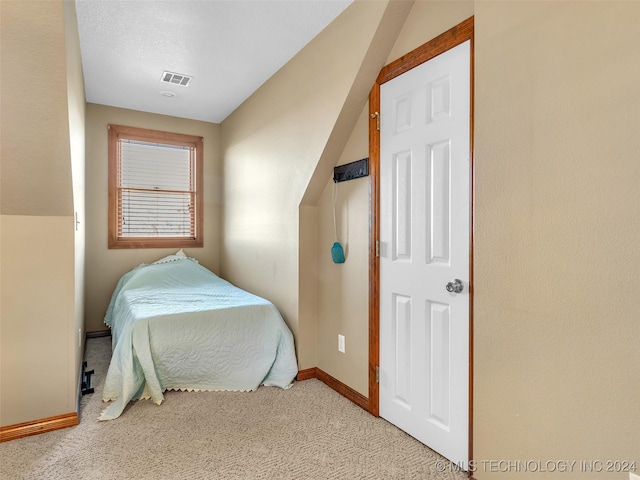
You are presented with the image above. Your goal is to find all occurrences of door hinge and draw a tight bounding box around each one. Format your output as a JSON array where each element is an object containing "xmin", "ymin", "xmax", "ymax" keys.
[
  {"xmin": 375, "ymin": 366, "xmax": 380, "ymax": 383},
  {"xmin": 375, "ymin": 240, "xmax": 380, "ymax": 258},
  {"xmin": 370, "ymin": 111, "xmax": 380, "ymax": 131}
]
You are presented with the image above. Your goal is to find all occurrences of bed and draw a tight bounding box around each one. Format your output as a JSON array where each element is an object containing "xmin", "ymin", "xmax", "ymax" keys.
[{"xmin": 100, "ymin": 251, "xmax": 298, "ymax": 420}]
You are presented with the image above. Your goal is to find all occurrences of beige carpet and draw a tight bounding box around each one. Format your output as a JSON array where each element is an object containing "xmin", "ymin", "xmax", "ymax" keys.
[{"xmin": 0, "ymin": 337, "xmax": 467, "ymax": 480}]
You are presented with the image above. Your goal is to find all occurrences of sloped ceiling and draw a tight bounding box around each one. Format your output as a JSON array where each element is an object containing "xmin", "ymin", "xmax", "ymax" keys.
[{"xmin": 75, "ymin": 0, "xmax": 353, "ymax": 124}]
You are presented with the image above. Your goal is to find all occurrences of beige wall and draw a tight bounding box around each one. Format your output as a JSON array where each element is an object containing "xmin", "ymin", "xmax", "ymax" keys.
[
  {"xmin": 0, "ymin": 0, "xmax": 83, "ymax": 426},
  {"xmin": 64, "ymin": 0, "xmax": 87, "ymax": 400},
  {"xmin": 298, "ymin": 205, "xmax": 320, "ymax": 370},
  {"xmin": 0, "ymin": 216, "xmax": 76, "ymax": 425},
  {"xmin": 0, "ymin": 0, "xmax": 73, "ymax": 217},
  {"xmin": 385, "ymin": 0, "xmax": 474, "ymax": 65},
  {"xmin": 315, "ymin": 105, "xmax": 370, "ymax": 396},
  {"xmin": 473, "ymin": 1, "xmax": 640, "ymax": 477},
  {"xmin": 84, "ymin": 104, "xmax": 222, "ymax": 332},
  {"xmin": 221, "ymin": 0, "xmax": 412, "ymax": 370}
]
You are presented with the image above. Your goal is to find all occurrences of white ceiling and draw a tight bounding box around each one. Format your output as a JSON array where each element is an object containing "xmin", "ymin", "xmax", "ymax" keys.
[{"xmin": 75, "ymin": 0, "xmax": 353, "ymax": 124}]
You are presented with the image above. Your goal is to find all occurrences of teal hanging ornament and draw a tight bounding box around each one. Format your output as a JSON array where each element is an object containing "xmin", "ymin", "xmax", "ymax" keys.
[
  {"xmin": 331, "ymin": 241, "xmax": 345, "ymax": 264},
  {"xmin": 331, "ymin": 181, "xmax": 345, "ymax": 264}
]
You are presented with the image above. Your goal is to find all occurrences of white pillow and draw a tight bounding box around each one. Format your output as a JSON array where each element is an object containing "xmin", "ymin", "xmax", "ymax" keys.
[{"xmin": 152, "ymin": 249, "xmax": 188, "ymax": 265}]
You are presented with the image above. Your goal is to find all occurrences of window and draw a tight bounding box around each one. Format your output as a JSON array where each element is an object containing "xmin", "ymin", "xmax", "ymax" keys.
[{"xmin": 108, "ymin": 125, "xmax": 203, "ymax": 248}]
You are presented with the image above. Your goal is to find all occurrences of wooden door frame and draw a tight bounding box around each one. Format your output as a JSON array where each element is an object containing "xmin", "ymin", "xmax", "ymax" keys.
[{"xmin": 367, "ymin": 15, "xmax": 475, "ymax": 462}]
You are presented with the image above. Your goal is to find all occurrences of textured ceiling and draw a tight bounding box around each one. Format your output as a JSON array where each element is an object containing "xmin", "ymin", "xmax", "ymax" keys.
[{"xmin": 75, "ymin": 0, "xmax": 353, "ymax": 123}]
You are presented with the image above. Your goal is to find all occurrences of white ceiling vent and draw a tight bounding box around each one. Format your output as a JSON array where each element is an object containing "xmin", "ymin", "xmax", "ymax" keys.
[{"xmin": 161, "ymin": 71, "xmax": 192, "ymax": 87}]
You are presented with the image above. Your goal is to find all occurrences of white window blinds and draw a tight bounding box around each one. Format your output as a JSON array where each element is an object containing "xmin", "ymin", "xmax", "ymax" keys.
[{"xmin": 118, "ymin": 140, "xmax": 196, "ymax": 238}]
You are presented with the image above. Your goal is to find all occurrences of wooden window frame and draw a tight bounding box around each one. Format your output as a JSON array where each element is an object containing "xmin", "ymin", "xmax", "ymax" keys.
[{"xmin": 108, "ymin": 124, "xmax": 204, "ymax": 249}]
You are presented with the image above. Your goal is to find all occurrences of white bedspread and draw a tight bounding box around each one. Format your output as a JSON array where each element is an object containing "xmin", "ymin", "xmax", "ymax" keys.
[{"xmin": 100, "ymin": 258, "xmax": 298, "ymax": 420}]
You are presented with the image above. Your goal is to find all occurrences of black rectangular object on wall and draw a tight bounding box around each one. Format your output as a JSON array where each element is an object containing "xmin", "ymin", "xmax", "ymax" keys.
[{"xmin": 333, "ymin": 158, "xmax": 369, "ymax": 183}]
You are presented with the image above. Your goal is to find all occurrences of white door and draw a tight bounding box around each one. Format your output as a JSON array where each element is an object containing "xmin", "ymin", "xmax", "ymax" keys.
[{"xmin": 379, "ymin": 40, "xmax": 470, "ymax": 467}]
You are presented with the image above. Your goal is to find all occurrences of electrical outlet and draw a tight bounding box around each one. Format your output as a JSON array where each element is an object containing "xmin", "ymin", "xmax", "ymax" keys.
[
  {"xmin": 629, "ymin": 473, "xmax": 640, "ymax": 480},
  {"xmin": 338, "ymin": 334, "xmax": 345, "ymax": 353}
]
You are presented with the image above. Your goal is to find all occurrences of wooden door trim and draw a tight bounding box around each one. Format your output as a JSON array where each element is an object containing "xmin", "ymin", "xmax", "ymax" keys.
[{"xmin": 368, "ymin": 15, "xmax": 474, "ymax": 464}]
